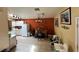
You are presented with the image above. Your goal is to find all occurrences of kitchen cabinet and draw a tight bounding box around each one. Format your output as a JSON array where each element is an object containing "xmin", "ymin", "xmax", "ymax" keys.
[
  {"xmin": 9, "ymin": 35, "xmax": 17, "ymax": 49},
  {"xmin": 8, "ymin": 14, "xmax": 17, "ymax": 51}
]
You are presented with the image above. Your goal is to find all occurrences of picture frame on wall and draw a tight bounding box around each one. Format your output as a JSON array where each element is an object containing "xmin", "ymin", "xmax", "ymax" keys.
[
  {"xmin": 60, "ymin": 7, "xmax": 71, "ymax": 25},
  {"xmin": 55, "ymin": 18, "xmax": 59, "ymax": 27}
]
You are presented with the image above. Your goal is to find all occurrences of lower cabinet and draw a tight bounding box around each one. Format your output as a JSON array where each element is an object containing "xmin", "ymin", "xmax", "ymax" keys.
[{"xmin": 9, "ymin": 36, "xmax": 17, "ymax": 49}]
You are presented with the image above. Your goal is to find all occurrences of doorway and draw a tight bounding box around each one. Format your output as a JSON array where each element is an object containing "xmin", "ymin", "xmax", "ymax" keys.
[{"xmin": 75, "ymin": 17, "xmax": 79, "ymax": 52}]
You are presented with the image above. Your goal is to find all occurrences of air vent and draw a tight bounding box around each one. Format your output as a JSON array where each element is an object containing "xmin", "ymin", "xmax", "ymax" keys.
[{"xmin": 34, "ymin": 8, "xmax": 40, "ymax": 11}]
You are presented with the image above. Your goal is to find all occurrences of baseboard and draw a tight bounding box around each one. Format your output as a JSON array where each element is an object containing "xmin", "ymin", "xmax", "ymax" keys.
[
  {"xmin": 9, "ymin": 45, "xmax": 16, "ymax": 52},
  {"xmin": 0, "ymin": 45, "xmax": 16, "ymax": 52},
  {"xmin": 1, "ymin": 48, "xmax": 9, "ymax": 52}
]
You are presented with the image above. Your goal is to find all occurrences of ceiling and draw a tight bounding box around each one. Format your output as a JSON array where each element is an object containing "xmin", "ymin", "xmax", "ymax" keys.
[{"xmin": 8, "ymin": 7, "xmax": 66, "ymax": 19}]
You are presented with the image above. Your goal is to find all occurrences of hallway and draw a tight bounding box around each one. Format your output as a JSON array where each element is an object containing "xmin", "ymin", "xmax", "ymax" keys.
[{"xmin": 11, "ymin": 36, "xmax": 52, "ymax": 52}]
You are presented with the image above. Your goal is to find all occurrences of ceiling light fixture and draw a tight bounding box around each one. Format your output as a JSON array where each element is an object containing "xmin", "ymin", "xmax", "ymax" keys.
[{"xmin": 34, "ymin": 8, "xmax": 45, "ymax": 22}]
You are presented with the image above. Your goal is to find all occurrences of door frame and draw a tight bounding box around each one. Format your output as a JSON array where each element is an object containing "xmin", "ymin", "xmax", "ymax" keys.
[{"xmin": 75, "ymin": 17, "xmax": 79, "ymax": 52}]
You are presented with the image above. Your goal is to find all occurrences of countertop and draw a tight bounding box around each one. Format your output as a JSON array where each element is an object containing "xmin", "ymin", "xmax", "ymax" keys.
[{"xmin": 8, "ymin": 31, "xmax": 16, "ymax": 38}]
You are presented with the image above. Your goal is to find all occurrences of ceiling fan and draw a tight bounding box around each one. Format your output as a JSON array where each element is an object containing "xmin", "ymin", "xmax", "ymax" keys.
[{"xmin": 34, "ymin": 8, "xmax": 45, "ymax": 20}]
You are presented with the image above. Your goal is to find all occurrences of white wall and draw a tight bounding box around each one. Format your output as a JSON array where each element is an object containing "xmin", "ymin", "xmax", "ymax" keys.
[{"xmin": 54, "ymin": 7, "xmax": 79, "ymax": 51}]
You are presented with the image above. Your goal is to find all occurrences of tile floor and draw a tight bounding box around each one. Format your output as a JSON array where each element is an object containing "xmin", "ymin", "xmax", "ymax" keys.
[{"xmin": 11, "ymin": 36, "xmax": 52, "ymax": 52}]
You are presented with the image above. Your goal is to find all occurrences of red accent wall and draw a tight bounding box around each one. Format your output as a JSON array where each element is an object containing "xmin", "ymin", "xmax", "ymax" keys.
[{"xmin": 23, "ymin": 18, "xmax": 54, "ymax": 35}]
